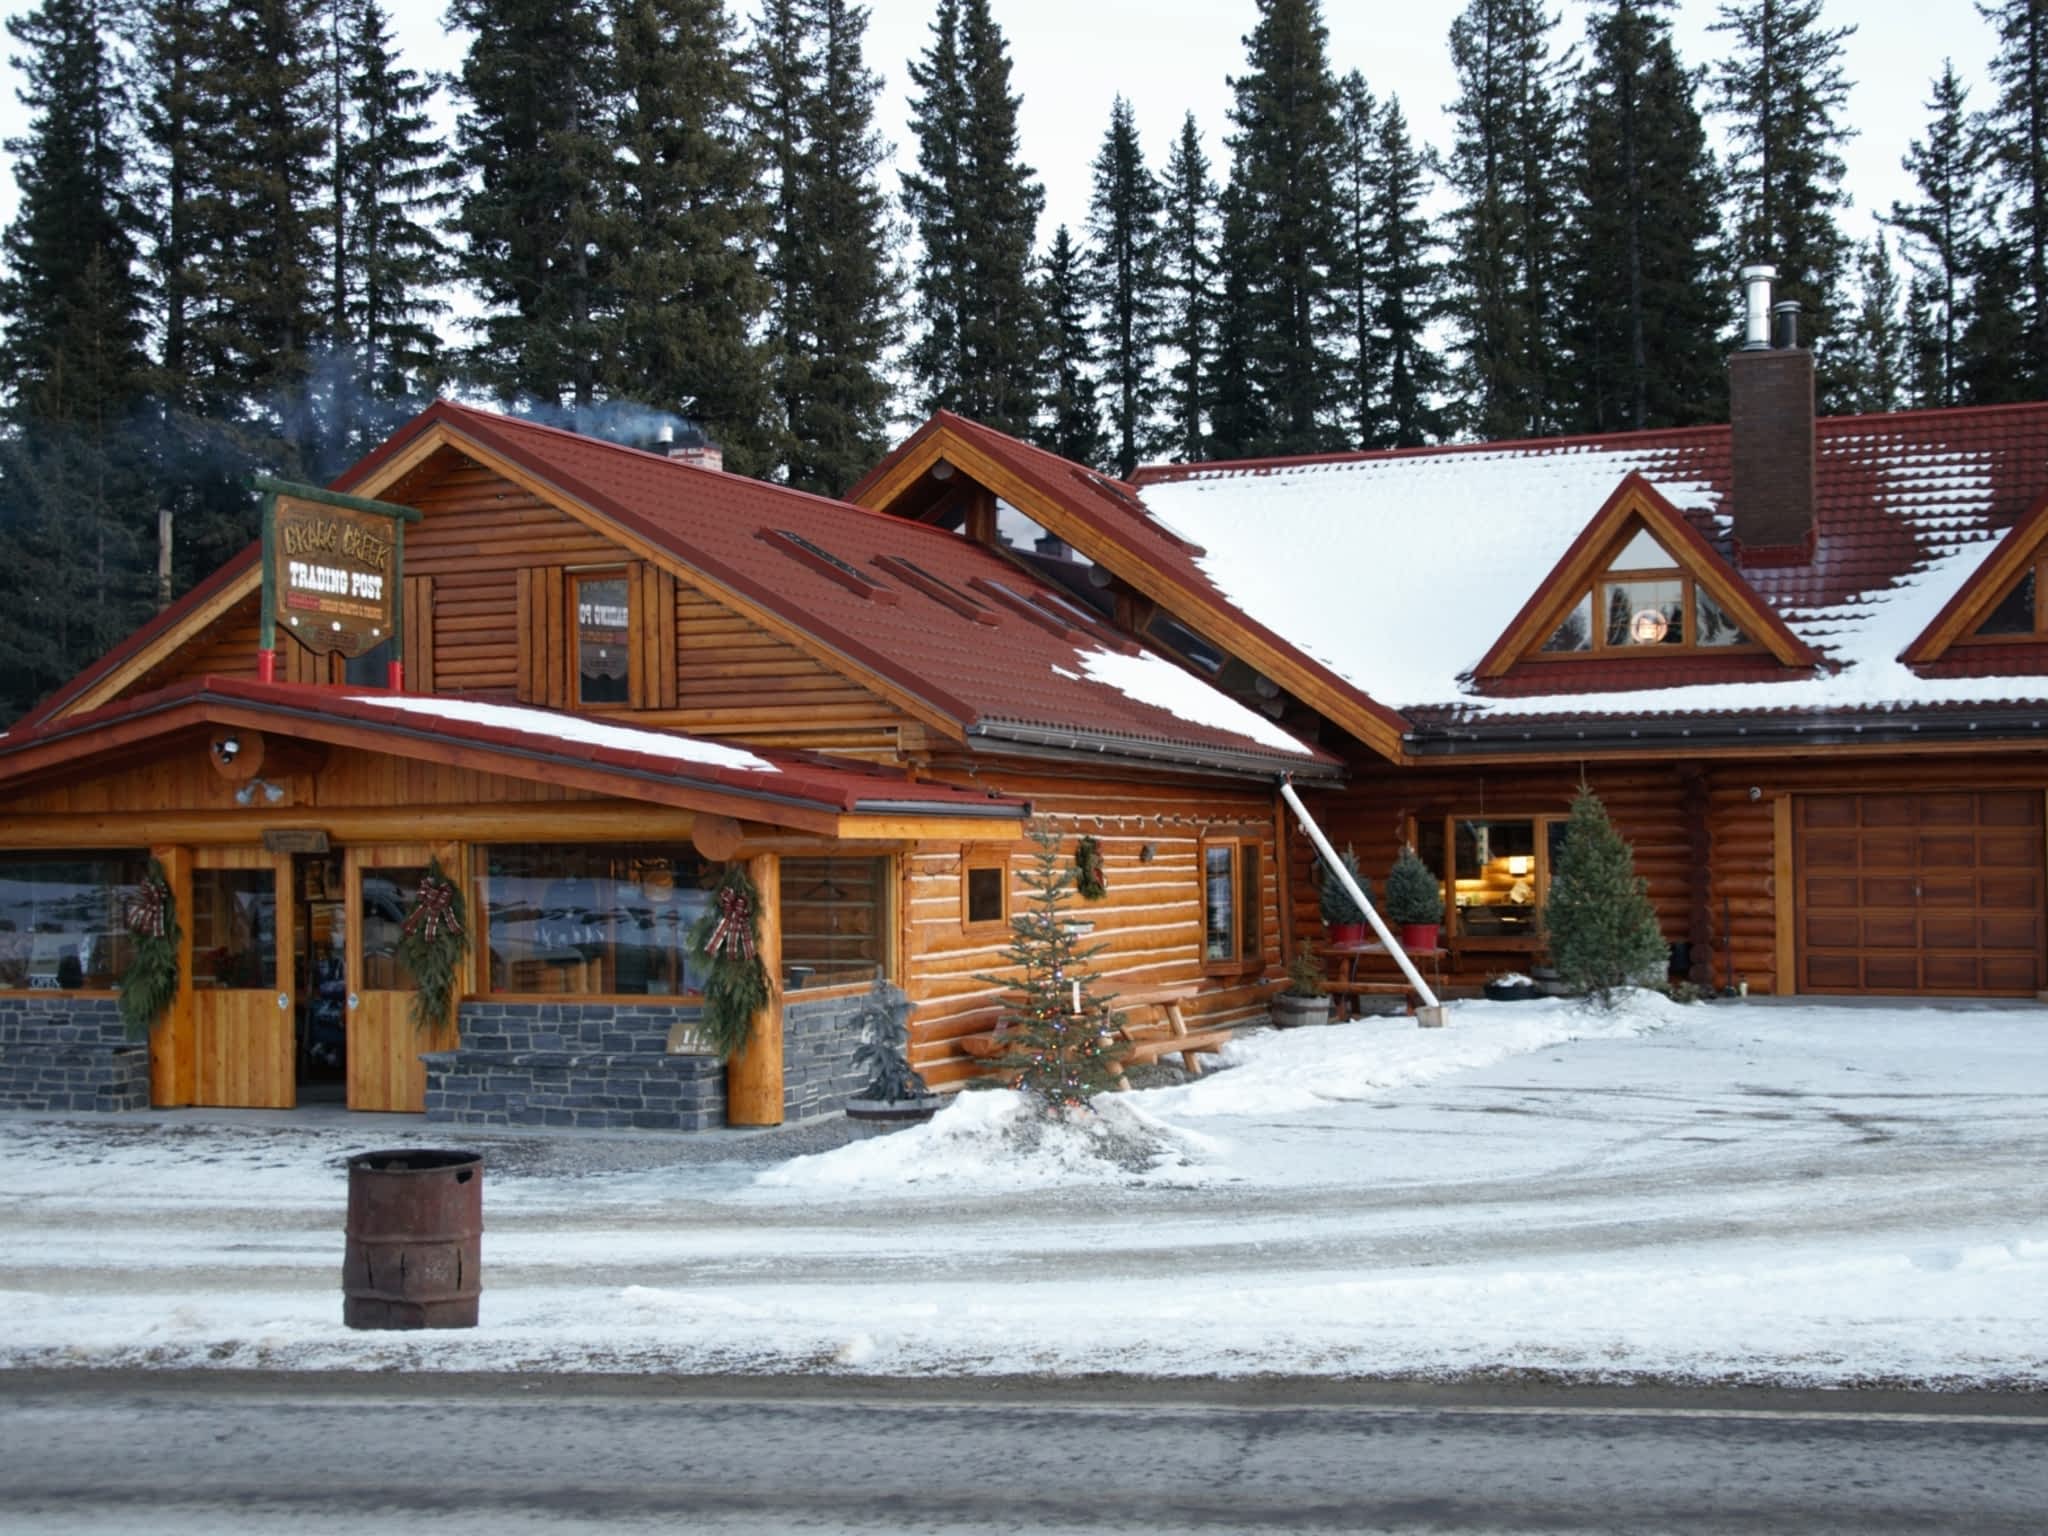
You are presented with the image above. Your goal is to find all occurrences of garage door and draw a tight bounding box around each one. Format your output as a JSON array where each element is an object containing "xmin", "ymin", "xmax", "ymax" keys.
[{"xmin": 1796, "ymin": 792, "xmax": 2045, "ymax": 994}]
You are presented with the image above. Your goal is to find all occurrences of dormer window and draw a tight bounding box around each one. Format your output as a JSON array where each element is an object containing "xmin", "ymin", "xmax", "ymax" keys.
[
  {"xmin": 1537, "ymin": 527, "xmax": 1754, "ymax": 655},
  {"xmin": 574, "ymin": 571, "xmax": 631, "ymax": 705},
  {"xmin": 1966, "ymin": 559, "xmax": 2045, "ymax": 640}
]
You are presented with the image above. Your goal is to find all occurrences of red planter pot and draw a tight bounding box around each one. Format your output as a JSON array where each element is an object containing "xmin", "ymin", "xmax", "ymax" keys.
[
  {"xmin": 1327, "ymin": 922, "xmax": 1367, "ymax": 947},
  {"xmin": 1399, "ymin": 922, "xmax": 1441, "ymax": 952}
]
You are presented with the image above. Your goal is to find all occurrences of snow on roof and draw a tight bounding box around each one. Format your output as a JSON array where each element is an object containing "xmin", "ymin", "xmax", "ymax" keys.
[
  {"xmin": 345, "ymin": 694, "xmax": 779, "ymax": 772},
  {"xmin": 1138, "ymin": 427, "xmax": 2039, "ymax": 721},
  {"xmin": 1070, "ymin": 648, "xmax": 1313, "ymax": 757}
]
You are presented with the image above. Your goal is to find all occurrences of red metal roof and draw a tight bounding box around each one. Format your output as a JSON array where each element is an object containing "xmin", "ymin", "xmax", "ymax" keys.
[{"xmin": 336, "ymin": 402, "xmax": 1329, "ymax": 772}]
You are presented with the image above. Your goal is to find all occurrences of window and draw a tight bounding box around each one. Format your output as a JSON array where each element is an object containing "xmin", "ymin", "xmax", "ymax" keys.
[
  {"xmin": 360, "ymin": 866, "xmax": 426, "ymax": 991},
  {"xmin": 1420, "ymin": 814, "xmax": 1568, "ymax": 944},
  {"xmin": 191, "ymin": 869, "xmax": 278, "ymax": 989},
  {"xmin": 1966, "ymin": 557, "xmax": 2048, "ymax": 641},
  {"xmin": 574, "ymin": 572, "xmax": 631, "ymax": 705},
  {"xmin": 963, "ymin": 858, "xmax": 1008, "ymax": 928},
  {"xmin": 1537, "ymin": 526, "xmax": 1753, "ymax": 656},
  {"xmin": 780, "ymin": 856, "xmax": 891, "ymax": 990},
  {"xmin": 481, "ymin": 844, "xmax": 713, "ymax": 996},
  {"xmin": 1198, "ymin": 832, "xmax": 1264, "ymax": 972},
  {"xmin": 0, "ymin": 853, "xmax": 146, "ymax": 990}
]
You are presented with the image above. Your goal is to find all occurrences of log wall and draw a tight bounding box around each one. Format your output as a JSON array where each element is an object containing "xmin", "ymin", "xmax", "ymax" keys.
[{"xmin": 902, "ymin": 759, "xmax": 1284, "ymax": 1088}]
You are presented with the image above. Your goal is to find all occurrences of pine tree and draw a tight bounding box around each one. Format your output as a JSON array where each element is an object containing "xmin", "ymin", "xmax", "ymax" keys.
[
  {"xmin": 1156, "ymin": 112, "xmax": 1216, "ymax": 463},
  {"xmin": 1206, "ymin": 183, "xmax": 1262, "ymax": 459},
  {"xmin": 602, "ymin": 0, "xmax": 772, "ymax": 474},
  {"xmin": 0, "ymin": 0, "xmax": 155, "ymax": 721},
  {"xmin": 340, "ymin": 0, "xmax": 450, "ymax": 410},
  {"xmin": 903, "ymin": 0, "xmax": 1043, "ymax": 433},
  {"xmin": 1837, "ymin": 231, "xmax": 1906, "ymax": 413},
  {"xmin": 1218, "ymin": 0, "xmax": 1346, "ymax": 456},
  {"xmin": 1443, "ymin": 0, "xmax": 1577, "ymax": 439},
  {"xmin": 1564, "ymin": 0, "xmax": 1725, "ymax": 433},
  {"xmin": 977, "ymin": 822, "xmax": 1126, "ymax": 1111},
  {"xmin": 753, "ymin": 0, "xmax": 898, "ymax": 495},
  {"xmin": 1332, "ymin": 71, "xmax": 1385, "ymax": 449},
  {"xmin": 1711, "ymin": 0, "xmax": 1855, "ymax": 402},
  {"xmin": 449, "ymin": 0, "xmax": 612, "ymax": 407},
  {"xmin": 1978, "ymin": 0, "xmax": 2048, "ymax": 396},
  {"xmin": 1368, "ymin": 96, "xmax": 1452, "ymax": 448},
  {"xmin": 1034, "ymin": 225, "xmax": 1107, "ymax": 469},
  {"xmin": 1084, "ymin": 96, "xmax": 1164, "ymax": 479},
  {"xmin": 1890, "ymin": 60, "xmax": 1987, "ymax": 409},
  {"xmin": 1545, "ymin": 785, "xmax": 1668, "ymax": 1005}
]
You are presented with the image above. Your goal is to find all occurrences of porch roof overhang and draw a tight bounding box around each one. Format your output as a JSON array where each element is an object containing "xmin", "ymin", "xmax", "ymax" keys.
[{"xmin": 0, "ymin": 677, "xmax": 1030, "ymax": 841}]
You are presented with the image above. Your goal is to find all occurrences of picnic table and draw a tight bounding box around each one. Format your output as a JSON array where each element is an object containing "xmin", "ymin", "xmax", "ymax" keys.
[
  {"xmin": 954, "ymin": 981, "xmax": 1232, "ymax": 1089},
  {"xmin": 1321, "ymin": 941, "xmax": 1446, "ymax": 1020}
]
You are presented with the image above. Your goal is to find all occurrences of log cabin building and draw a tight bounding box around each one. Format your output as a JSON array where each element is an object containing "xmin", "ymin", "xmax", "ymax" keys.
[
  {"xmin": 7, "ymin": 269, "xmax": 2047, "ymax": 1128},
  {"xmin": 0, "ymin": 401, "xmax": 1333, "ymax": 1125}
]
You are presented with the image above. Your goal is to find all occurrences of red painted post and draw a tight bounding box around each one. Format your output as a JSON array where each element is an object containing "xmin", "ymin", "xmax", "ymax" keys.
[
  {"xmin": 386, "ymin": 660, "xmax": 405, "ymax": 693},
  {"xmin": 257, "ymin": 649, "xmax": 277, "ymax": 683}
]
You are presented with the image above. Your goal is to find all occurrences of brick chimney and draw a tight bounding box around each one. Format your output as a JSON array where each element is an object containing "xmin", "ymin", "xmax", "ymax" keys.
[
  {"xmin": 1727, "ymin": 264, "xmax": 1815, "ymax": 566},
  {"xmin": 657, "ymin": 421, "xmax": 723, "ymax": 473}
]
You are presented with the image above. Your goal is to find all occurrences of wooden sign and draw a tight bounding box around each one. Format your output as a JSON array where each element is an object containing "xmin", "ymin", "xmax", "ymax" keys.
[
  {"xmin": 262, "ymin": 828, "xmax": 331, "ymax": 854},
  {"xmin": 271, "ymin": 493, "xmax": 398, "ymax": 657}
]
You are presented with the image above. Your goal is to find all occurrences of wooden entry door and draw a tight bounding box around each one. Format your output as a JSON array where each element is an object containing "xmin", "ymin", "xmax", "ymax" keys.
[
  {"xmin": 1796, "ymin": 792, "xmax": 2046, "ymax": 995},
  {"xmin": 191, "ymin": 848, "xmax": 293, "ymax": 1107},
  {"xmin": 346, "ymin": 844, "xmax": 457, "ymax": 1112}
]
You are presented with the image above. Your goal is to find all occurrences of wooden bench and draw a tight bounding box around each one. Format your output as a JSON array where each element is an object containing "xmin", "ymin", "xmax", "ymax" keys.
[
  {"xmin": 1321, "ymin": 943, "xmax": 1446, "ymax": 1020},
  {"xmin": 951, "ymin": 982, "xmax": 1233, "ymax": 1090}
]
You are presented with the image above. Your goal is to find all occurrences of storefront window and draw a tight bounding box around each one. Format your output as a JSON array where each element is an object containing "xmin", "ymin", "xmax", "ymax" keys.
[
  {"xmin": 481, "ymin": 845, "xmax": 713, "ymax": 996},
  {"xmin": 191, "ymin": 869, "xmax": 278, "ymax": 989},
  {"xmin": 360, "ymin": 866, "xmax": 426, "ymax": 991},
  {"xmin": 0, "ymin": 854, "xmax": 146, "ymax": 990},
  {"xmin": 780, "ymin": 856, "xmax": 890, "ymax": 990}
]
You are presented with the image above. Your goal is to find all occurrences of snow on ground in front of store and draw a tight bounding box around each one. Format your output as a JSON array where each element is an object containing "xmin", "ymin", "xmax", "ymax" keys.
[{"xmin": 2, "ymin": 993, "xmax": 2044, "ymax": 1387}]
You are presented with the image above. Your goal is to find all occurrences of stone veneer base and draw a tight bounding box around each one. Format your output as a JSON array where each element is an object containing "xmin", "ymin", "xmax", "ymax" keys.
[{"xmin": 0, "ymin": 994, "xmax": 151, "ymax": 1112}]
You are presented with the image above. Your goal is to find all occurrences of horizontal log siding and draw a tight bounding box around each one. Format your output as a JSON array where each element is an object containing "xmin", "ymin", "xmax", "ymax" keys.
[
  {"xmin": 902, "ymin": 761, "xmax": 1282, "ymax": 1088},
  {"xmin": 1300, "ymin": 764, "xmax": 1690, "ymax": 991},
  {"xmin": 4, "ymin": 742, "xmax": 608, "ymax": 816}
]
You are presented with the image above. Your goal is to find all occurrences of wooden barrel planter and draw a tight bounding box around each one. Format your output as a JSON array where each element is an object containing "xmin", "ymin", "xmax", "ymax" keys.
[{"xmin": 343, "ymin": 1148, "xmax": 483, "ymax": 1329}]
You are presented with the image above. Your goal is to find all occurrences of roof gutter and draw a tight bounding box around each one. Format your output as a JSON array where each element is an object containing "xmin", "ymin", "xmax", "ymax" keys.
[
  {"xmin": 848, "ymin": 797, "xmax": 1025, "ymax": 818},
  {"xmin": 1405, "ymin": 707, "xmax": 2048, "ymax": 757},
  {"xmin": 967, "ymin": 719, "xmax": 1344, "ymax": 782}
]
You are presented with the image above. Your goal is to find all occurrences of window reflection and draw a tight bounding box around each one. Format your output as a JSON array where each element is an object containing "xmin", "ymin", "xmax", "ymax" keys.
[{"xmin": 0, "ymin": 854, "xmax": 146, "ymax": 990}]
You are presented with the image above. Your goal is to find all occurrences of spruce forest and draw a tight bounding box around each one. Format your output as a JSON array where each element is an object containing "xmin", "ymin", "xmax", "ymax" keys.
[{"xmin": 3, "ymin": 0, "xmax": 2046, "ymax": 725}]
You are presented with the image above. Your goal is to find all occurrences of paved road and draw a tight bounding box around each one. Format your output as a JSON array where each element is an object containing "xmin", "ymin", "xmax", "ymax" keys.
[{"xmin": 2, "ymin": 1371, "xmax": 2043, "ymax": 1534}]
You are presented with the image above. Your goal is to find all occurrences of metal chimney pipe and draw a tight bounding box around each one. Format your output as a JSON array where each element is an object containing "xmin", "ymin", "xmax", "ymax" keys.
[
  {"xmin": 1740, "ymin": 264, "xmax": 1777, "ymax": 350},
  {"xmin": 1772, "ymin": 300, "xmax": 1802, "ymax": 350}
]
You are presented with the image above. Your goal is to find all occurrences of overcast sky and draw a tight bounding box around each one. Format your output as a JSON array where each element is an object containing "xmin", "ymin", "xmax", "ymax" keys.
[{"xmin": 0, "ymin": 1, "xmax": 2007, "ymax": 287}]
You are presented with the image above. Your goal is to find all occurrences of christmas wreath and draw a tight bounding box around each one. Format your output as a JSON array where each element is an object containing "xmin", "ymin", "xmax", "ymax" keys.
[
  {"xmin": 396, "ymin": 857, "xmax": 468, "ymax": 1030},
  {"xmin": 117, "ymin": 859, "xmax": 181, "ymax": 1040},
  {"xmin": 690, "ymin": 866, "xmax": 770, "ymax": 1059},
  {"xmin": 1072, "ymin": 835, "xmax": 1107, "ymax": 901}
]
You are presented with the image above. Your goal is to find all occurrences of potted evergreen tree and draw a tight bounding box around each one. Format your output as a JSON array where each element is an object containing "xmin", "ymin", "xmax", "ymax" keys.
[
  {"xmin": 1545, "ymin": 786, "xmax": 1669, "ymax": 1005},
  {"xmin": 1271, "ymin": 946, "xmax": 1331, "ymax": 1029},
  {"xmin": 1320, "ymin": 846, "xmax": 1372, "ymax": 947},
  {"xmin": 1384, "ymin": 845, "xmax": 1445, "ymax": 952}
]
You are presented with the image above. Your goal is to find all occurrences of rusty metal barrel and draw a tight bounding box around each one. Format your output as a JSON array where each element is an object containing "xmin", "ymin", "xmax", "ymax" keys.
[{"xmin": 343, "ymin": 1148, "xmax": 483, "ymax": 1329}]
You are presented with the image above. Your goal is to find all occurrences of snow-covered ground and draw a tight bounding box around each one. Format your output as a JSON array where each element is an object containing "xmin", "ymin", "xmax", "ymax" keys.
[{"xmin": 2, "ymin": 993, "xmax": 2044, "ymax": 1388}]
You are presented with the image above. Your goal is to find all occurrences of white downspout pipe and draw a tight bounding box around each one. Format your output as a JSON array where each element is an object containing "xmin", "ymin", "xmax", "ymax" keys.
[{"xmin": 1278, "ymin": 775, "xmax": 1447, "ymax": 1026}]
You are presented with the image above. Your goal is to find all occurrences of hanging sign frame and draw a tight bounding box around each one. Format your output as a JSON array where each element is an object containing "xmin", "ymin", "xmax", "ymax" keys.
[{"xmin": 255, "ymin": 475, "xmax": 422, "ymax": 685}]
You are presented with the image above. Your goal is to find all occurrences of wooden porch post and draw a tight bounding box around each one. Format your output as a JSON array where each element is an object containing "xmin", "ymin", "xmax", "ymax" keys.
[
  {"xmin": 148, "ymin": 844, "xmax": 196, "ymax": 1106},
  {"xmin": 724, "ymin": 852, "xmax": 784, "ymax": 1125}
]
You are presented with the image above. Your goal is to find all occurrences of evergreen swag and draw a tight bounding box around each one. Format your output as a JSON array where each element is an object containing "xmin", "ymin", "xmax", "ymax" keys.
[
  {"xmin": 1072, "ymin": 835, "xmax": 1107, "ymax": 900},
  {"xmin": 977, "ymin": 823, "xmax": 1126, "ymax": 1111},
  {"xmin": 395, "ymin": 857, "xmax": 467, "ymax": 1031},
  {"xmin": 690, "ymin": 865, "xmax": 771, "ymax": 1059},
  {"xmin": 1545, "ymin": 785, "xmax": 1669, "ymax": 1006},
  {"xmin": 117, "ymin": 859, "xmax": 180, "ymax": 1040}
]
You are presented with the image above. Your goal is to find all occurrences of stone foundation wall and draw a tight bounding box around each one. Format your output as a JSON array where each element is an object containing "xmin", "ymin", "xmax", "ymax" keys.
[
  {"xmin": 0, "ymin": 994, "xmax": 151, "ymax": 1112},
  {"xmin": 783, "ymin": 985, "xmax": 899, "ymax": 1122},
  {"xmin": 425, "ymin": 1001, "xmax": 724, "ymax": 1131}
]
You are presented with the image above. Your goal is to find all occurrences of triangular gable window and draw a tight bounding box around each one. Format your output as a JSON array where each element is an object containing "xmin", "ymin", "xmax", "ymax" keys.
[
  {"xmin": 1530, "ymin": 518, "xmax": 1756, "ymax": 657},
  {"xmin": 1901, "ymin": 492, "xmax": 2048, "ymax": 663},
  {"xmin": 1475, "ymin": 474, "xmax": 1816, "ymax": 680}
]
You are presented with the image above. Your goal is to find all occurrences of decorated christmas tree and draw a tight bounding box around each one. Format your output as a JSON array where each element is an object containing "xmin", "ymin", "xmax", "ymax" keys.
[
  {"xmin": 978, "ymin": 821, "xmax": 1126, "ymax": 1109},
  {"xmin": 1545, "ymin": 785, "xmax": 1669, "ymax": 1005}
]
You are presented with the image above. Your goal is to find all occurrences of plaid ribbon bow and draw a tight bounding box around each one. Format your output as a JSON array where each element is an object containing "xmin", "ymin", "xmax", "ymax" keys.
[
  {"xmin": 125, "ymin": 878, "xmax": 169, "ymax": 940},
  {"xmin": 402, "ymin": 877, "xmax": 463, "ymax": 942},
  {"xmin": 706, "ymin": 885, "xmax": 756, "ymax": 962}
]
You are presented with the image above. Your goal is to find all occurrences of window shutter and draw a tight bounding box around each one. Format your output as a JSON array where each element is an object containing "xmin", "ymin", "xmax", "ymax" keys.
[
  {"xmin": 632, "ymin": 561, "xmax": 679, "ymax": 710},
  {"xmin": 516, "ymin": 567, "xmax": 567, "ymax": 706},
  {"xmin": 403, "ymin": 575, "xmax": 434, "ymax": 693}
]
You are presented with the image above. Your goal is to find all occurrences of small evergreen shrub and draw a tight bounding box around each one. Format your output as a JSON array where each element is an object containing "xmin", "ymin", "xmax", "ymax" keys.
[
  {"xmin": 1544, "ymin": 787, "xmax": 1669, "ymax": 1006},
  {"xmin": 1384, "ymin": 845, "xmax": 1444, "ymax": 925},
  {"xmin": 1319, "ymin": 846, "xmax": 1371, "ymax": 926},
  {"xmin": 1284, "ymin": 947, "xmax": 1327, "ymax": 997}
]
